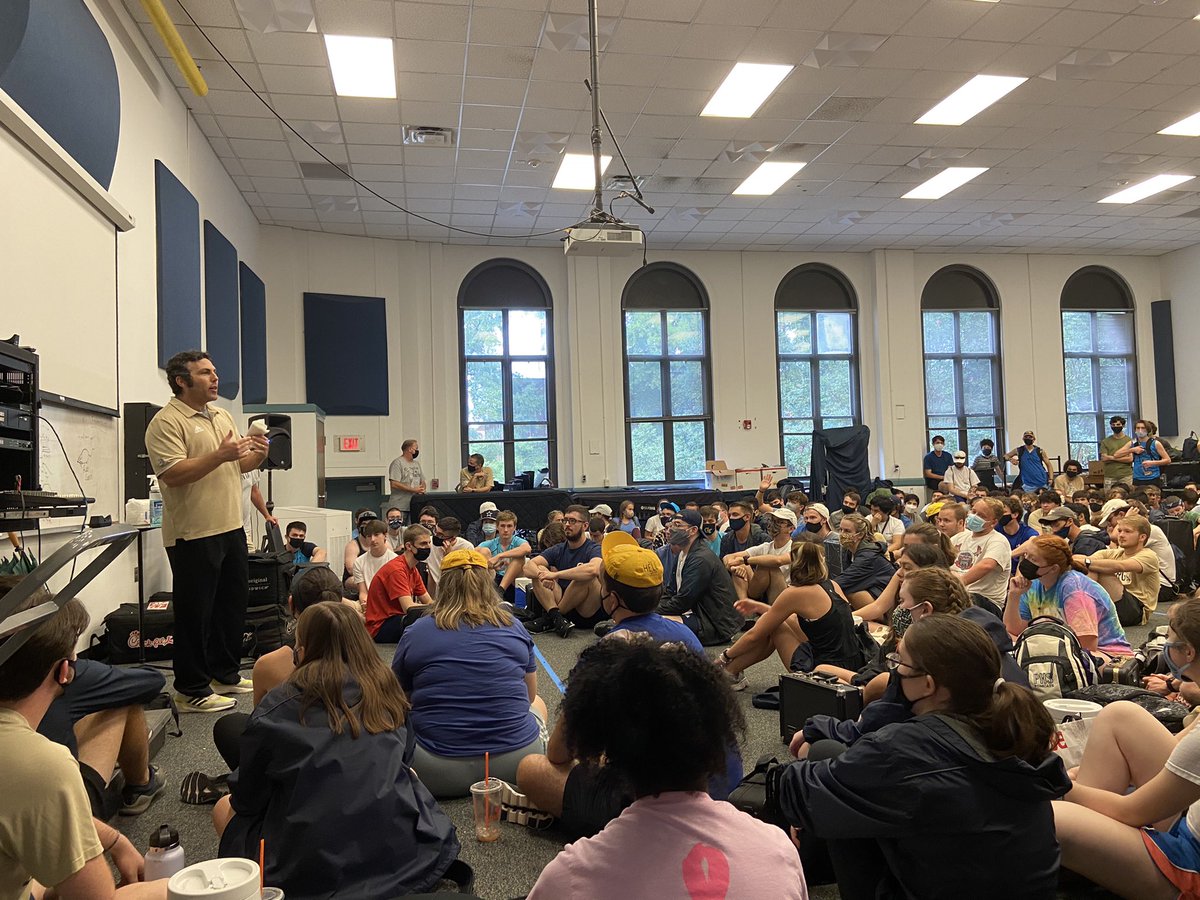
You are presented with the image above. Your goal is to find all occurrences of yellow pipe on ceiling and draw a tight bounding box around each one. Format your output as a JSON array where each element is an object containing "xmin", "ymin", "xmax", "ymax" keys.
[{"xmin": 138, "ymin": 0, "xmax": 208, "ymax": 97}]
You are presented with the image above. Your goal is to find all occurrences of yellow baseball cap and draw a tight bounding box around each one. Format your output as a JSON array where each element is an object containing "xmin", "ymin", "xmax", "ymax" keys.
[
  {"xmin": 440, "ymin": 548, "xmax": 488, "ymax": 571},
  {"xmin": 601, "ymin": 531, "xmax": 663, "ymax": 588}
]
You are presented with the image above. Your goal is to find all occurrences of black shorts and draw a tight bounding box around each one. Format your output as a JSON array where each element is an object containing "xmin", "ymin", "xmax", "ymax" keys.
[
  {"xmin": 1114, "ymin": 589, "xmax": 1146, "ymax": 628},
  {"xmin": 38, "ymin": 660, "xmax": 165, "ymax": 755},
  {"xmin": 561, "ymin": 762, "xmax": 636, "ymax": 840},
  {"xmin": 566, "ymin": 607, "xmax": 608, "ymax": 629}
]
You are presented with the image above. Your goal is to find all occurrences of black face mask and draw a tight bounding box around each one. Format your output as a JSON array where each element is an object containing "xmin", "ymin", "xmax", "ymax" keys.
[
  {"xmin": 387, "ymin": 519, "xmax": 402, "ymax": 530},
  {"xmin": 411, "ymin": 450, "xmax": 420, "ymax": 459},
  {"xmin": 1024, "ymin": 438, "xmax": 1035, "ymax": 446},
  {"xmin": 728, "ymin": 516, "xmax": 746, "ymax": 531},
  {"xmin": 1089, "ymin": 502, "xmax": 1103, "ymax": 512},
  {"xmin": 804, "ymin": 521, "xmax": 824, "ymax": 534},
  {"xmin": 998, "ymin": 514, "xmax": 1013, "ymax": 528},
  {"xmin": 432, "ymin": 534, "xmax": 444, "ymax": 547},
  {"xmin": 1018, "ymin": 558, "xmax": 1041, "ymax": 580},
  {"xmin": 1065, "ymin": 470, "xmax": 1079, "ymax": 478},
  {"xmin": 467, "ymin": 464, "xmax": 477, "ymax": 472},
  {"xmin": 413, "ymin": 546, "xmax": 431, "ymax": 561},
  {"xmin": 842, "ymin": 505, "xmax": 855, "ymax": 515},
  {"xmin": 288, "ymin": 537, "xmax": 303, "ymax": 549},
  {"xmin": 1111, "ymin": 425, "xmax": 1123, "ymax": 434},
  {"xmin": 701, "ymin": 523, "xmax": 716, "ymax": 536}
]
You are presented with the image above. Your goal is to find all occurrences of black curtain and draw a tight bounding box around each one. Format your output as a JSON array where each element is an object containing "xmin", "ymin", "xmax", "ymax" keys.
[{"xmin": 809, "ymin": 425, "xmax": 872, "ymax": 505}]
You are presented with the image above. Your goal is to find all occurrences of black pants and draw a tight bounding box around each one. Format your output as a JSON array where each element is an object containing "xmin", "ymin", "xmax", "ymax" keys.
[
  {"xmin": 214, "ymin": 712, "xmax": 250, "ymax": 771},
  {"xmin": 374, "ymin": 606, "xmax": 430, "ymax": 643},
  {"xmin": 166, "ymin": 528, "xmax": 249, "ymax": 697}
]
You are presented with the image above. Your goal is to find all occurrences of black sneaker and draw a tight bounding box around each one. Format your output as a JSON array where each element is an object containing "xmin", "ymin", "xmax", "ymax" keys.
[
  {"xmin": 594, "ymin": 620, "xmax": 615, "ymax": 637},
  {"xmin": 514, "ymin": 605, "xmax": 539, "ymax": 622},
  {"xmin": 554, "ymin": 612, "xmax": 575, "ymax": 639},
  {"xmin": 120, "ymin": 765, "xmax": 167, "ymax": 815},
  {"xmin": 524, "ymin": 615, "xmax": 554, "ymax": 634}
]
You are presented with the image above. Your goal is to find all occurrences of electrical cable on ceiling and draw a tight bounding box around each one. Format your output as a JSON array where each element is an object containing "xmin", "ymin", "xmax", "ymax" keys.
[{"xmin": 173, "ymin": 0, "xmax": 591, "ymax": 241}]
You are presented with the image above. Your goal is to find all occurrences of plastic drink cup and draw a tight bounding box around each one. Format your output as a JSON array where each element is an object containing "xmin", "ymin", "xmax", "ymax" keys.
[
  {"xmin": 470, "ymin": 777, "xmax": 503, "ymax": 842},
  {"xmin": 261, "ymin": 890, "xmax": 285, "ymax": 900}
]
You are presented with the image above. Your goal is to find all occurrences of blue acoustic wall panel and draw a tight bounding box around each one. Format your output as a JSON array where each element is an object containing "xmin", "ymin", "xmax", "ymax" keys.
[
  {"xmin": 0, "ymin": 0, "xmax": 120, "ymax": 188},
  {"xmin": 155, "ymin": 161, "xmax": 202, "ymax": 368},
  {"xmin": 240, "ymin": 263, "xmax": 268, "ymax": 405},
  {"xmin": 203, "ymin": 221, "xmax": 240, "ymax": 400},
  {"xmin": 303, "ymin": 293, "xmax": 389, "ymax": 415}
]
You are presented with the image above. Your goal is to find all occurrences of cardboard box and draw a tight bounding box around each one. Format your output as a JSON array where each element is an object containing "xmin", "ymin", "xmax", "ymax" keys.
[
  {"xmin": 705, "ymin": 459, "xmax": 738, "ymax": 490},
  {"xmin": 735, "ymin": 466, "xmax": 790, "ymax": 489}
]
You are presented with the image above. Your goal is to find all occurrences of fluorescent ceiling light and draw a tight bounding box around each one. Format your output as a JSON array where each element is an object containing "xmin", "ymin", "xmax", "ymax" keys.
[
  {"xmin": 702, "ymin": 62, "xmax": 795, "ymax": 118},
  {"xmin": 916, "ymin": 74, "xmax": 1027, "ymax": 126},
  {"xmin": 324, "ymin": 35, "xmax": 396, "ymax": 98},
  {"xmin": 552, "ymin": 152, "xmax": 613, "ymax": 190},
  {"xmin": 732, "ymin": 161, "xmax": 806, "ymax": 196},
  {"xmin": 903, "ymin": 167, "xmax": 988, "ymax": 200},
  {"xmin": 1160, "ymin": 111, "xmax": 1200, "ymax": 137},
  {"xmin": 1099, "ymin": 174, "xmax": 1194, "ymax": 204}
]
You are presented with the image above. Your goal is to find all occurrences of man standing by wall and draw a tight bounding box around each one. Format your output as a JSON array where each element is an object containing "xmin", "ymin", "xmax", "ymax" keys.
[
  {"xmin": 1099, "ymin": 416, "xmax": 1133, "ymax": 489},
  {"xmin": 386, "ymin": 439, "xmax": 425, "ymax": 522},
  {"xmin": 145, "ymin": 351, "xmax": 268, "ymax": 713}
]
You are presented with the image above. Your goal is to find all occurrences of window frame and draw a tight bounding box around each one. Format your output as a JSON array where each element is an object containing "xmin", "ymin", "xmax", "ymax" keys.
[
  {"xmin": 458, "ymin": 259, "xmax": 556, "ymax": 485},
  {"xmin": 1060, "ymin": 266, "xmax": 1137, "ymax": 463},
  {"xmin": 621, "ymin": 263, "xmax": 714, "ymax": 485},
  {"xmin": 774, "ymin": 263, "xmax": 861, "ymax": 478},
  {"xmin": 920, "ymin": 265, "xmax": 1005, "ymax": 455}
]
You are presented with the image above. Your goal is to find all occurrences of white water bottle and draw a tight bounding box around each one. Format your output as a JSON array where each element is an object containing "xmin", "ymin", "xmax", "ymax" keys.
[
  {"xmin": 148, "ymin": 475, "xmax": 163, "ymax": 528},
  {"xmin": 144, "ymin": 824, "xmax": 185, "ymax": 881}
]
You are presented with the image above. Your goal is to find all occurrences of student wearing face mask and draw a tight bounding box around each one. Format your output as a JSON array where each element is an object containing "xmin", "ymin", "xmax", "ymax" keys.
[
  {"xmin": 719, "ymin": 501, "xmax": 767, "ymax": 558},
  {"xmin": 343, "ymin": 508, "xmax": 378, "ymax": 595},
  {"xmin": 385, "ymin": 506, "xmax": 407, "ymax": 552},
  {"xmin": 829, "ymin": 491, "xmax": 861, "ymax": 529},
  {"xmin": 1052, "ymin": 597, "xmax": 1200, "ymax": 900},
  {"xmin": 1099, "ymin": 416, "xmax": 1134, "ymax": 488},
  {"xmin": 657, "ymin": 511, "xmax": 743, "ymax": 646},
  {"xmin": 1038, "ymin": 506, "xmax": 1109, "ymax": 556},
  {"xmin": 972, "ymin": 439, "xmax": 1003, "ymax": 491},
  {"xmin": 464, "ymin": 501, "xmax": 500, "ymax": 546},
  {"xmin": 900, "ymin": 494, "xmax": 922, "ymax": 527},
  {"xmin": 776, "ymin": 614, "xmax": 1068, "ymax": 900},
  {"xmin": 949, "ymin": 498, "xmax": 1011, "ymax": 618},
  {"xmin": 922, "ymin": 435, "xmax": 953, "ymax": 496},
  {"xmin": 943, "ymin": 451, "xmax": 979, "ymax": 502},
  {"xmin": 833, "ymin": 514, "xmax": 897, "ymax": 609},
  {"xmin": 699, "ymin": 505, "xmax": 722, "ymax": 556},
  {"xmin": 1004, "ymin": 431, "xmax": 1053, "ymax": 492},
  {"xmin": 643, "ymin": 501, "xmax": 678, "ymax": 541},
  {"xmin": 457, "ymin": 453, "xmax": 495, "ymax": 494},
  {"xmin": 365, "ymin": 525, "xmax": 433, "ymax": 642},
  {"xmin": 386, "ymin": 439, "xmax": 424, "ymax": 523},
  {"xmin": 1121, "ymin": 419, "xmax": 1170, "ymax": 489},
  {"xmin": 725, "ymin": 508, "xmax": 796, "ymax": 606},
  {"xmin": 1054, "ymin": 460, "xmax": 1087, "ymax": 499},
  {"xmin": 284, "ymin": 521, "xmax": 326, "ymax": 566},
  {"xmin": 793, "ymin": 503, "xmax": 832, "ymax": 541},
  {"xmin": 999, "ymin": 496, "xmax": 1039, "ymax": 572}
]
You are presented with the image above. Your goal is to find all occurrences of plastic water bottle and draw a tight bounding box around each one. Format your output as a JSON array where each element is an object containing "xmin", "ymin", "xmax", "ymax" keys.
[
  {"xmin": 148, "ymin": 476, "xmax": 163, "ymax": 528},
  {"xmin": 143, "ymin": 824, "xmax": 184, "ymax": 881},
  {"xmin": 514, "ymin": 577, "xmax": 532, "ymax": 610}
]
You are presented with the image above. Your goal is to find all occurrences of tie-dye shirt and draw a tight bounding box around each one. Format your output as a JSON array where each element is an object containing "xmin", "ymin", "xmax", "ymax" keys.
[{"xmin": 1018, "ymin": 570, "xmax": 1132, "ymax": 656}]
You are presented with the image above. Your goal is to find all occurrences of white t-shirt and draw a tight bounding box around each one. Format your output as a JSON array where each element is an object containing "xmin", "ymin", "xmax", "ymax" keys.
[
  {"xmin": 352, "ymin": 548, "xmax": 397, "ymax": 589},
  {"xmin": 241, "ymin": 469, "xmax": 261, "ymax": 537},
  {"xmin": 1148, "ymin": 524, "xmax": 1177, "ymax": 586},
  {"xmin": 952, "ymin": 528, "xmax": 1012, "ymax": 606},
  {"xmin": 943, "ymin": 464, "xmax": 979, "ymax": 497},
  {"xmin": 1167, "ymin": 725, "xmax": 1200, "ymax": 837},
  {"xmin": 428, "ymin": 537, "xmax": 474, "ymax": 585},
  {"xmin": 745, "ymin": 539, "xmax": 793, "ymax": 575},
  {"xmin": 877, "ymin": 515, "xmax": 905, "ymax": 541}
]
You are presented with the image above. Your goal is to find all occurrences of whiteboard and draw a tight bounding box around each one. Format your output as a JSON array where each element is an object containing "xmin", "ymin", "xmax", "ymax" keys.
[
  {"xmin": 37, "ymin": 402, "xmax": 120, "ymax": 529},
  {"xmin": 0, "ymin": 129, "xmax": 119, "ymax": 411}
]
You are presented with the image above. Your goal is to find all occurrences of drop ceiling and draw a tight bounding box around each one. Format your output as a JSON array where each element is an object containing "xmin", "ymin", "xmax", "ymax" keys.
[{"xmin": 124, "ymin": 0, "xmax": 1200, "ymax": 254}]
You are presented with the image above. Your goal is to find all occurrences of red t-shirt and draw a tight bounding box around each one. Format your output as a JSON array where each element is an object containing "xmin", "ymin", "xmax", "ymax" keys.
[{"xmin": 365, "ymin": 555, "xmax": 427, "ymax": 637}]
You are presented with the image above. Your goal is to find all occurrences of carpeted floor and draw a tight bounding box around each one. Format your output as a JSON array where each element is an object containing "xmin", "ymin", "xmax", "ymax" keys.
[{"xmin": 112, "ymin": 604, "xmax": 1167, "ymax": 899}]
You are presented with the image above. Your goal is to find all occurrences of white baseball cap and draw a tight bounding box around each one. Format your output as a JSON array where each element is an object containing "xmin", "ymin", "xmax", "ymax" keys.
[{"xmin": 589, "ymin": 504, "xmax": 613, "ymax": 517}]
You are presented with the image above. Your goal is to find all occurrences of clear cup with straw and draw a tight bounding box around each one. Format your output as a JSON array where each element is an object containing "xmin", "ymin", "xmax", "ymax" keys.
[{"xmin": 470, "ymin": 751, "xmax": 502, "ymax": 842}]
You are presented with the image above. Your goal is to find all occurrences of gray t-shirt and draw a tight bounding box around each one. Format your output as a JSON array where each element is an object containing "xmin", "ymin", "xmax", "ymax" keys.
[{"xmin": 388, "ymin": 456, "xmax": 423, "ymax": 511}]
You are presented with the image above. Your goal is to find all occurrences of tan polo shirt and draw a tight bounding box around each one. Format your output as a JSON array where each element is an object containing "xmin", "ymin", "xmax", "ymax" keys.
[{"xmin": 144, "ymin": 397, "xmax": 243, "ymax": 546}]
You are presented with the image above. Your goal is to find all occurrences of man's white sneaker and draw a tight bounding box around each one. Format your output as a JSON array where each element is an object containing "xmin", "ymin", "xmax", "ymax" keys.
[
  {"xmin": 211, "ymin": 677, "xmax": 254, "ymax": 695},
  {"xmin": 175, "ymin": 691, "xmax": 236, "ymax": 713}
]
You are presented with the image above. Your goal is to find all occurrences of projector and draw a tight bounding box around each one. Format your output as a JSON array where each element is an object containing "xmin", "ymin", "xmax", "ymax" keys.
[{"xmin": 564, "ymin": 224, "xmax": 644, "ymax": 256}]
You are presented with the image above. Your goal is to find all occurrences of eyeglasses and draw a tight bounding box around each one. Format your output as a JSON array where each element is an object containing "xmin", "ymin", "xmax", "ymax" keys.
[
  {"xmin": 884, "ymin": 652, "xmax": 926, "ymax": 677},
  {"xmin": 562, "ymin": 517, "xmax": 586, "ymax": 525}
]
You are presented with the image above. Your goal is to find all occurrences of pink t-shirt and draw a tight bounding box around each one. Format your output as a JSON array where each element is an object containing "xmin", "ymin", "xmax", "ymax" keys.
[{"xmin": 527, "ymin": 791, "xmax": 808, "ymax": 900}]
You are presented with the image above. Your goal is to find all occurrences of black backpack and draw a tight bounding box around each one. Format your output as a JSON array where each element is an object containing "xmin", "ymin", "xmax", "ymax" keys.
[
  {"xmin": 1184, "ymin": 432, "xmax": 1199, "ymax": 463},
  {"xmin": 1013, "ymin": 616, "xmax": 1098, "ymax": 702}
]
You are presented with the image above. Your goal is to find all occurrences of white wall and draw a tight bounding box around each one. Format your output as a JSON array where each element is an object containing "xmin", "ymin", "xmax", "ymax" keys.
[
  {"xmin": 6, "ymin": 0, "xmax": 264, "ymax": 633},
  {"xmin": 1162, "ymin": 245, "xmax": 1200, "ymax": 434}
]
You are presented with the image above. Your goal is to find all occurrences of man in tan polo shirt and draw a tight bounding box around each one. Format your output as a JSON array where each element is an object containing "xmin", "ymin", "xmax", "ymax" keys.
[{"xmin": 144, "ymin": 351, "xmax": 268, "ymax": 713}]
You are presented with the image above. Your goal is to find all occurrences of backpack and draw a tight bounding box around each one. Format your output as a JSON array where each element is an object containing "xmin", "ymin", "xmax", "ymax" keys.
[
  {"xmin": 1184, "ymin": 432, "xmax": 1199, "ymax": 463},
  {"xmin": 1013, "ymin": 616, "xmax": 1098, "ymax": 702}
]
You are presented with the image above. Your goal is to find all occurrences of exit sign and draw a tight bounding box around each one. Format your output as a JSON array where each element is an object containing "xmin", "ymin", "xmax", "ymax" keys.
[{"xmin": 339, "ymin": 436, "xmax": 363, "ymax": 452}]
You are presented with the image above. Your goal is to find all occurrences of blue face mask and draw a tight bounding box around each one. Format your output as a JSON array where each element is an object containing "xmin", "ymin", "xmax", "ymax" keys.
[
  {"xmin": 965, "ymin": 513, "xmax": 985, "ymax": 533},
  {"xmin": 482, "ymin": 522, "xmax": 497, "ymax": 535},
  {"xmin": 1164, "ymin": 641, "xmax": 1192, "ymax": 681}
]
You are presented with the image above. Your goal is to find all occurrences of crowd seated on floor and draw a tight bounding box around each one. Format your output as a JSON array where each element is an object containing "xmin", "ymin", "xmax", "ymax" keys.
[{"xmin": 9, "ymin": 447, "xmax": 1200, "ymax": 900}]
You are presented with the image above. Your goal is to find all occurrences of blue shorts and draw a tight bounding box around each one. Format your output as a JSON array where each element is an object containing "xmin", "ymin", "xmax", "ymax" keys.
[
  {"xmin": 37, "ymin": 659, "xmax": 165, "ymax": 755},
  {"xmin": 1142, "ymin": 815, "xmax": 1200, "ymax": 898}
]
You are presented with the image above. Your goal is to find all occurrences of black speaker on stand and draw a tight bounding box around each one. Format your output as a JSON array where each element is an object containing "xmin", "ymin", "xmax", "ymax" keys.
[{"xmin": 248, "ymin": 414, "xmax": 292, "ymax": 512}]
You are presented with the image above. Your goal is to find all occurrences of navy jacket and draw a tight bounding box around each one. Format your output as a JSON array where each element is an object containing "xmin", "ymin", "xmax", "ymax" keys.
[
  {"xmin": 834, "ymin": 539, "xmax": 895, "ymax": 597},
  {"xmin": 781, "ymin": 714, "xmax": 1071, "ymax": 899},
  {"xmin": 657, "ymin": 542, "xmax": 743, "ymax": 645},
  {"xmin": 221, "ymin": 681, "xmax": 460, "ymax": 899}
]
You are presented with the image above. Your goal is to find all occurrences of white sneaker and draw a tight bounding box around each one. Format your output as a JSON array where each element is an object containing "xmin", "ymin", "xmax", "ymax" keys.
[
  {"xmin": 175, "ymin": 691, "xmax": 236, "ymax": 713},
  {"xmin": 725, "ymin": 669, "xmax": 748, "ymax": 692},
  {"xmin": 494, "ymin": 780, "xmax": 555, "ymax": 830},
  {"xmin": 210, "ymin": 677, "xmax": 254, "ymax": 695}
]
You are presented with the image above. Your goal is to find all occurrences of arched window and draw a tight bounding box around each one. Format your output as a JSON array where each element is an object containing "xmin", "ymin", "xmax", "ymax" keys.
[
  {"xmin": 622, "ymin": 263, "xmax": 713, "ymax": 483},
  {"xmin": 458, "ymin": 259, "xmax": 555, "ymax": 483},
  {"xmin": 921, "ymin": 265, "xmax": 1004, "ymax": 455},
  {"xmin": 1061, "ymin": 266, "xmax": 1137, "ymax": 462},
  {"xmin": 775, "ymin": 264, "xmax": 859, "ymax": 477}
]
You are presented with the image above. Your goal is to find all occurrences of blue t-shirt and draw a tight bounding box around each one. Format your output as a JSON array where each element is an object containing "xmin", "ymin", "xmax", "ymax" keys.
[
  {"xmin": 539, "ymin": 538, "xmax": 602, "ymax": 588},
  {"xmin": 1002, "ymin": 522, "xmax": 1038, "ymax": 573},
  {"xmin": 291, "ymin": 541, "xmax": 317, "ymax": 566},
  {"xmin": 1132, "ymin": 438, "xmax": 1162, "ymax": 482},
  {"xmin": 478, "ymin": 535, "xmax": 529, "ymax": 572},
  {"xmin": 609, "ymin": 613, "xmax": 704, "ymax": 653},
  {"xmin": 923, "ymin": 449, "xmax": 952, "ymax": 488},
  {"xmin": 392, "ymin": 617, "xmax": 538, "ymax": 757}
]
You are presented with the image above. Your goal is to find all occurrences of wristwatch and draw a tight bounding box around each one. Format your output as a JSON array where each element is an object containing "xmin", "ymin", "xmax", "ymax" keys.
[{"xmin": 1084, "ymin": 557, "xmax": 1092, "ymax": 571}]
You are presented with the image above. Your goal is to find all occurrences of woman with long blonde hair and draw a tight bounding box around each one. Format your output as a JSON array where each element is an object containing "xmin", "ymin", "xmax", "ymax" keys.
[
  {"xmin": 213, "ymin": 601, "xmax": 460, "ymax": 897},
  {"xmin": 392, "ymin": 548, "xmax": 549, "ymax": 798}
]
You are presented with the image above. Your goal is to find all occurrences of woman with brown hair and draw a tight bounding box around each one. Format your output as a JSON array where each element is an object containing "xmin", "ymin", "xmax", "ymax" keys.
[
  {"xmin": 777, "ymin": 614, "xmax": 1071, "ymax": 899},
  {"xmin": 1004, "ymin": 534, "xmax": 1132, "ymax": 664},
  {"xmin": 213, "ymin": 601, "xmax": 460, "ymax": 897},
  {"xmin": 716, "ymin": 539, "xmax": 865, "ymax": 691},
  {"xmin": 392, "ymin": 548, "xmax": 548, "ymax": 797}
]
